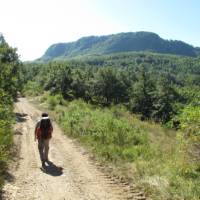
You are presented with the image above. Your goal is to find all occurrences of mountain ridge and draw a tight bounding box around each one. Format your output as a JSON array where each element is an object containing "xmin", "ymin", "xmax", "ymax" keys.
[{"xmin": 39, "ymin": 31, "xmax": 199, "ymax": 61}]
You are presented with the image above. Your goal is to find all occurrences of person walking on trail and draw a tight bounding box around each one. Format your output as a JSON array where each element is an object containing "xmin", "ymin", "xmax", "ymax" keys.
[{"xmin": 35, "ymin": 113, "xmax": 53, "ymax": 167}]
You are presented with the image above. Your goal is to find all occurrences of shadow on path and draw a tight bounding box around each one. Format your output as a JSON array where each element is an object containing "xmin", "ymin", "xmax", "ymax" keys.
[
  {"xmin": 4, "ymin": 171, "xmax": 15, "ymax": 183},
  {"xmin": 40, "ymin": 161, "xmax": 63, "ymax": 176},
  {"xmin": 15, "ymin": 112, "xmax": 28, "ymax": 123}
]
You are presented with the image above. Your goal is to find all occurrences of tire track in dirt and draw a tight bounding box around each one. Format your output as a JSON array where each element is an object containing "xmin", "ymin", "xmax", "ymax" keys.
[{"xmin": 2, "ymin": 98, "xmax": 145, "ymax": 200}]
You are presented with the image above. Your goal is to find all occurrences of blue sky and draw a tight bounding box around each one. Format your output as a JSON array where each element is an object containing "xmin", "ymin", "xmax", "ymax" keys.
[{"xmin": 0, "ymin": 0, "xmax": 199, "ymax": 61}]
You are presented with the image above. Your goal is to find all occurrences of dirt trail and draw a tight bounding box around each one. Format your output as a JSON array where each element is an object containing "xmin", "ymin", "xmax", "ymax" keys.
[{"xmin": 2, "ymin": 98, "xmax": 145, "ymax": 200}]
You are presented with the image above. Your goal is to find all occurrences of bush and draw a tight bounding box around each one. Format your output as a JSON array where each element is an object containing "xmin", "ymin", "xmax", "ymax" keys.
[
  {"xmin": 0, "ymin": 92, "xmax": 13, "ymax": 189},
  {"xmin": 57, "ymin": 100, "xmax": 149, "ymax": 162},
  {"xmin": 23, "ymin": 81, "xmax": 42, "ymax": 96},
  {"xmin": 47, "ymin": 94, "xmax": 64, "ymax": 110}
]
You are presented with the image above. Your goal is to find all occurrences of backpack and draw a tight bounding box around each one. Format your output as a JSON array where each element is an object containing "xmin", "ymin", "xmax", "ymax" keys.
[
  {"xmin": 39, "ymin": 119, "xmax": 52, "ymax": 139},
  {"xmin": 40, "ymin": 128, "xmax": 49, "ymax": 139}
]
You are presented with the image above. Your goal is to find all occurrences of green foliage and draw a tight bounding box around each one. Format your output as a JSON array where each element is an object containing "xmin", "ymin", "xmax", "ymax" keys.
[
  {"xmin": 94, "ymin": 67, "xmax": 128, "ymax": 105},
  {"xmin": 40, "ymin": 95, "xmax": 200, "ymax": 199},
  {"xmin": 163, "ymin": 100, "xmax": 200, "ymax": 199},
  {"xmin": 23, "ymin": 52, "xmax": 197, "ymax": 123},
  {"xmin": 57, "ymin": 99, "xmax": 149, "ymax": 162},
  {"xmin": 175, "ymin": 104, "xmax": 200, "ymax": 171},
  {"xmin": 0, "ymin": 35, "xmax": 20, "ymax": 189},
  {"xmin": 47, "ymin": 94, "xmax": 64, "ymax": 110},
  {"xmin": 21, "ymin": 46, "xmax": 200, "ymax": 199},
  {"xmin": 20, "ymin": 63, "xmax": 41, "ymax": 84},
  {"xmin": 0, "ymin": 36, "xmax": 21, "ymax": 99},
  {"xmin": 40, "ymin": 63, "xmax": 74, "ymax": 99},
  {"xmin": 23, "ymin": 81, "xmax": 42, "ymax": 96},
  {"xmin": 129, "ymin": 65, "xmax": 156, "ymax": 119},
  {"xmin": 40, "ymin": 32, "xmax": 197, "ymax": 61},
  {"xmin": 152, "ymin": 77, "xmax": 179, "ymax": 123},
  {"xmin": 178, "ymin": 105, "xmax": 200, "ymax": 135},
  {"xmin": 0, "ymin": 90, "xmax": 13, "ymax": 189}
]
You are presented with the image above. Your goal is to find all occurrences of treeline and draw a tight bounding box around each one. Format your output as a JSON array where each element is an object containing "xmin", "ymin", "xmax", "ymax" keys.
[
  {"xmin": 23, "ymin": 52, "xmax": 200, "ymax": 124},
  {"xmin": 0, "ymin": 35, "xmax": 21, "ymax": 188}
]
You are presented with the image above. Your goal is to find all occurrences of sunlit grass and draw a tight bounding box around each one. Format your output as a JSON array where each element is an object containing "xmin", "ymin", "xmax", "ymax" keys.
[{"xmin": 38, "ymin": 94, "xmax": 200, "ymax": 200}]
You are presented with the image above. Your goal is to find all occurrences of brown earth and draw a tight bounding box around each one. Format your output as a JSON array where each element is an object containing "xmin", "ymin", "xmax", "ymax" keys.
[{"xmin": 2, "ymin": 98, "xmax": 146, "ymax": 200}]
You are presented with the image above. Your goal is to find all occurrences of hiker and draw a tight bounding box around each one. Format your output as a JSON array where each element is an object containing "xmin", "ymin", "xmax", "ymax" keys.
[{"xmin": 35, "ymin": 113, "xmax": 53, "ymax": 167}]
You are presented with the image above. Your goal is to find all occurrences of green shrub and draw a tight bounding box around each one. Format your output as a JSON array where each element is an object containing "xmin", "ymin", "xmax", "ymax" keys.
[
  {"xmin": 0, "ymin": 92, "xmax": 13, "ymax": 189},
  {"xmin": 23, "ymin": 81, "xmax": 42, "ymax": 96},
  {"xmin": 47, "ymin": 94, "xmax": 64, "ymax": 110},
  {"xmin": 57, "ymin": 99, "xmax": 149, "ymax": 162}
]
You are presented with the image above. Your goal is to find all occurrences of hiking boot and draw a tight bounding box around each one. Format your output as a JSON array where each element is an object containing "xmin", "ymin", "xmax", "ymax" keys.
[
  {"xmin": 45, "ymin": 159, "xmax": 53, "ymax": 165},
  {"xmin": 42, "ymin": 161, "xmax": 46, "ymax": 168}
]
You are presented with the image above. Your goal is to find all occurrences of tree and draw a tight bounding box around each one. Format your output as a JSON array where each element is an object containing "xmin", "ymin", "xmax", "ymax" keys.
[
  {"xmin": 71, "ymin": 69, "xmax": 87, "ymax": 99},
  {"xmin": 152, "ymin": 76, "xmax": 179, "ymax": 123},
  {"xmin": 0, "ymin": 35, "xmax": 21, "ymax": 188},
  {"xmin": 94, "ymin": 67, "xmax": 127, "ymax": 105},
  {"xmin": 0, "ymin": 35, "xmax": 21, "ymax": 98},
  {"xmin": 129, "ymin": 65, "xmax": 156, "ymax": 119}
]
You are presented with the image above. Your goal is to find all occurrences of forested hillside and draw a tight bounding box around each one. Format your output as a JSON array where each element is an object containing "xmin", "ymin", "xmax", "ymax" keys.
[
  {"xmin": 40, "ymin": 32, "xmax": 199, "ymax": 61},
  {"xmin": 0, "ymin": 35, "xmax": 21, "ymax": 189},
  {"xmin": 26, "ymin": 52, "xmax": 200, "ymax": 123}
]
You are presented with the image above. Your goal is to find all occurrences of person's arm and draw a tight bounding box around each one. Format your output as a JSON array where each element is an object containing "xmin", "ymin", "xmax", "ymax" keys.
[
  {"xmin": 49, "ymin": 121, "xmax": 53, "ymax": 138},
  {"xmin": 50, "ymin": 120, "xmax": 53, "ymax": 132}
]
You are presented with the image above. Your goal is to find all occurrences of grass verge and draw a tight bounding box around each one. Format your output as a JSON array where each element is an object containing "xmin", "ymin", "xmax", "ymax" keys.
[
  {"xmin": 0, "ymin": 101, "xmax": 13, "ymax": 190},
  {"xmin": 32, "ymin": 93, "xmax": 200, "ymax": 200}
]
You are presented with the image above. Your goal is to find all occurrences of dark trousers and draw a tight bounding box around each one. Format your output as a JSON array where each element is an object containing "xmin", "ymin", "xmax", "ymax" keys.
[{"xmin": 38, "ymin": 138, "xmax": 50, "ymax": 162}]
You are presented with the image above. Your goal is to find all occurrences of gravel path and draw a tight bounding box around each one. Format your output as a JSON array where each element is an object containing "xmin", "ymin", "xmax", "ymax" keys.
[{"xmin": 2, "ymin": 98, "xmax": 145, "ymax": 200}]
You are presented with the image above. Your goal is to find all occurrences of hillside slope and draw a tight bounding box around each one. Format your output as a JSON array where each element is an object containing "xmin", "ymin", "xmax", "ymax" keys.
[{"xmin": 40, "ymin": 32, "xmax": 198, "ymax": 61}]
